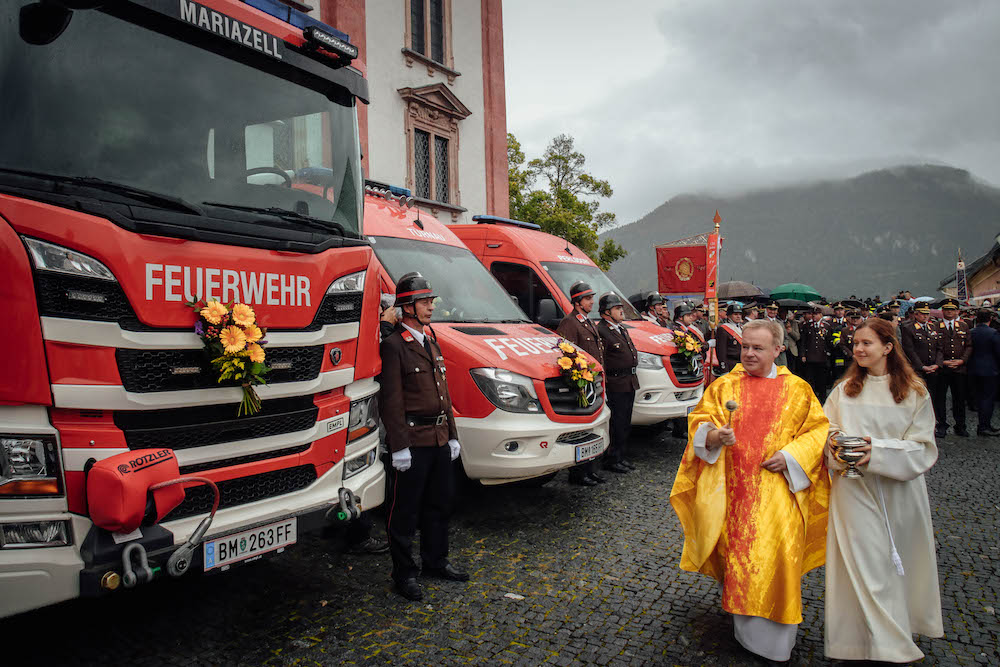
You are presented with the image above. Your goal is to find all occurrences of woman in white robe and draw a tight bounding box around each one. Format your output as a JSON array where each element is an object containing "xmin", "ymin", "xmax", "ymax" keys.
[{"xmin": 823, "ymin": 317, "xmax": 943, "ymax": 663}]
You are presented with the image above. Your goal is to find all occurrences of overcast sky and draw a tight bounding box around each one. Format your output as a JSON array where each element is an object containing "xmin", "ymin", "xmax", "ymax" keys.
[{"xmin": 502, "ymin": 0, "xmax": 1000, "ymax": 226}]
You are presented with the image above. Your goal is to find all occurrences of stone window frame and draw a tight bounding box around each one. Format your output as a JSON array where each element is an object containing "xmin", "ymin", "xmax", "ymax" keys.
[
  {"xmin": 399, "ymin": 84, "xmax": 472, "ymax": 220},
  {"xmin": 402, "ymin": 0, "xmax": 461, "ymax": 84}
]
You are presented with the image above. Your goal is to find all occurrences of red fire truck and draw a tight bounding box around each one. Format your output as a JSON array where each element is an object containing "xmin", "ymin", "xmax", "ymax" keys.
[
  {"xmin": 451, "ymin": 217, "xmax": 704, "ymax": 426},
  {"xmin": 1, "ymin": 0, "xmax": 384, "ymax": 617},
  {"xmin": 363, "ymin": 185, "xmax": 610, "ymax": 485}
]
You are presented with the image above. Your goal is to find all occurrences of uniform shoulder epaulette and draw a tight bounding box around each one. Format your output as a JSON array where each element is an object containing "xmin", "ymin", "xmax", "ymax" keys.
[
  {"xmin": 401, "ymin": 331, "xmax": 414, "ymax": 342},
  {"xmin": 576, "ymin": 314, "xmax": 586, "ymax": 322}
]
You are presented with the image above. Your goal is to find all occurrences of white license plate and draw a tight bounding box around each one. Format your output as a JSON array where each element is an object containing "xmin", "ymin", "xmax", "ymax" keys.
[
  {"xmin": 203, "ymin": 518, "xmax": 297, "ymax": 571},
  {"xmin": 575, "ymin": 439, "xmax": 604, "ymax": 462}
]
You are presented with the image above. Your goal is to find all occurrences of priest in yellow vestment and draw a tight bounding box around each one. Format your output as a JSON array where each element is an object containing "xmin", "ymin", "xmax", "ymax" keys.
[{"xmin": 670, "ymin": 320, "xmax": 830, "ymax": 663}]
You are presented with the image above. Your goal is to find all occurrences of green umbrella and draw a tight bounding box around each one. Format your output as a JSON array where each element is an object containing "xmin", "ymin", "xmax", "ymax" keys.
[{"xmin": 770, "ymin": 282, "xmax": 822, "ymax": 302}]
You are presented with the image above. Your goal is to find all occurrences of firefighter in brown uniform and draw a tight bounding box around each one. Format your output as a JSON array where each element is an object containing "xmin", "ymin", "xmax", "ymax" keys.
[
  {"xmin": 933, "ymin": 297, "xmax": 972, "ymax": 437},
  {"xmin": 642, "ymin": 292, "xmax": 671, "ymax": 328},
  {"xmin": 597, "ymin": 293, "xmax": 638, "ymax": 473},
  {"xmin": 380, "ymin": 273, "xmax": 468, "ymax": 601},
  {"xmin": 901, "ymin": 302, "xmax": 942, "ymax": 434},
  {"xmin": 800, "ymin": 305, "xmax": 832, "ymax": 402},
  {"xmin": 714, "ymin": 303, "xmax": 744, "ymax": 377},
  {"xmin": 557, "ymin": 281, "xmax": 606, "ymax": 486}
]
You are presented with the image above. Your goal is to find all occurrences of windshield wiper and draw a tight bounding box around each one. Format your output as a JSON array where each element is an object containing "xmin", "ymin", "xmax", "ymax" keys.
[
  {"xmin": 0, "ymin": 167, "xmax": 204, "ymax": 216},
  {"xmin": 203, "ymin": 202, "xmax": 348, "ymax": 237}
]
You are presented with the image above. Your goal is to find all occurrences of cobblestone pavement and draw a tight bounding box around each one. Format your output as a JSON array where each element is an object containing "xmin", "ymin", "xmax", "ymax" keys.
[{"xmin": 7, "ymin": 416, "xmax": 1000, "ymax": 666}]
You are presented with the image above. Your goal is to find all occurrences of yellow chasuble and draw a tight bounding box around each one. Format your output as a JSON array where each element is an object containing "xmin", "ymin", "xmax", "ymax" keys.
[{"xmin": 670, "ymin": 364, "xmax": 830, "ymax": 624}]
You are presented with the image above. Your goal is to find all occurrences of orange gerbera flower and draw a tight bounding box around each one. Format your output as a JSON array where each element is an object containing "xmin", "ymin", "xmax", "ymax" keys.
[
  {"xmin": 231, "ymin": 303, "xmax": 255, "ymax": 327},
  {"xmin": 243, "ymin": 324, "xmax": 263, "ymax": 343},
  {"xmin": 201, "ymin": 300, "xmax": 228, "ymax": 325},
  {"xmin": 558, "ymin": 341, "xmax": 576, "ymax": 354},
  {"xmin": 247, "ymin": 343, "xmax": 265, "ymax": 364},
  {"xmin": 582, "ymin": 370, "xmax": 594, "ymax": 382},
  {"xmin": 558, "ymin": 356, "xmax": 574, "ymax": 370},
  {"xmin": 219, "ymin": 325, "xmax": 246, "ymax": 354}
]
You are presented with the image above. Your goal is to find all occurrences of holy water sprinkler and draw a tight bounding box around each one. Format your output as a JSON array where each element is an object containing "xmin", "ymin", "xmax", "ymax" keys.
[{"xmin": 724, "ymin": 400, "xmax": 738, "ymax": 427}]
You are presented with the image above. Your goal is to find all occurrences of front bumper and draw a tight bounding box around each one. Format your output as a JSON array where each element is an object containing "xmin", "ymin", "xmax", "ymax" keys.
[
  {"xmin": 0, "ymin": 451, "xmax": 386, "ymax": 618},
  {"xmin": 631, "ymin": 367, "xmax": 703, "ymax": 426},
  {"xmin": 454, "ymin": 405, "xmax": 611, "ymax": 485}
]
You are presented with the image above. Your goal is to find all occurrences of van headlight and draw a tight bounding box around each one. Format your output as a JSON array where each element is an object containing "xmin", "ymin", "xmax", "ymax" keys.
[
  {"xmin": 327, "ymin": 270, "xmax": 365, "ymax": 293},
  {"xmin": 470, "ymin": 368, "xmax": 541, "ymax": 413},
  {"xmin": 348, "ymin": 395, "xmax": 379, "ymax": 442},
  {"xmin": 0, "ymin": 436, "xmax": 62, "ymax": 497},
  {"xmin": 636, "ymin": 351, "xmax": 664, "ymax": 370}
]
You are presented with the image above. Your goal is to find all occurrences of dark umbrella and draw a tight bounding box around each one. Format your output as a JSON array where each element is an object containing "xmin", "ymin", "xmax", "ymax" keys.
[
  {"xmin": 839, "ymin": 299, "xmax": 864, "ymax": 309},
  {"xmin": 717, "ymin": 281, "xmax": 766, "ymax": 300},
  {"xmin": 776, "ymin": 298, "xmax": 812, "ymax": 311}
]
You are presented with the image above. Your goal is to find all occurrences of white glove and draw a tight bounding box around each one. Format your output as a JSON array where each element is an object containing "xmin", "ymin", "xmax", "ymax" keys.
[
  {"xmin": 707, "ymin": 339, "xmax": 716, "ymax": 348},
  {"xmin": 391, "ymin": 447, "xmax": 412, "ymax": 472},
  {"xmin": 448, "ymin": 439, "xmax": 461, "ymax": 461}
]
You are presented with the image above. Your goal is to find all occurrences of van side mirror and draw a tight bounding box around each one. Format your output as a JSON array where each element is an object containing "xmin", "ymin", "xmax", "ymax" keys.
[{"xmin": 537, "ymin": 298, "xmax": 560, "ymax": 328}]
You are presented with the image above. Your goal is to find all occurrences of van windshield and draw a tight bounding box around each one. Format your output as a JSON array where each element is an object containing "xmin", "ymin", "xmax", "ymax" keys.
[
  {"xmin": 0, "ymin": 3, "xmax": 363, "ymax": 235},
  {"xmin": 542, "ymin": 262, "xmax": 642, "ymax": 320},
  {"xmin": 372, "ymin": 236, "xmax": 530, "ymax": 323}
]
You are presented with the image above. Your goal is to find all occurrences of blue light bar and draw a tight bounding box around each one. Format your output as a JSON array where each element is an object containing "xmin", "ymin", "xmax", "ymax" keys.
[
  {"xmin": 472, "ymin": 215, "xmax": 541, "ymax": 230},
  {"xmin": 242, "ymin": 0, "xmax": 350, "ymax": 42}
]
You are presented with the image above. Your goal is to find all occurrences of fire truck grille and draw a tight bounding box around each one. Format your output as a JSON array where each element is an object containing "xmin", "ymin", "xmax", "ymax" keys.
[
  {"xmin": 114, "ymin": 397, "xmax": 318, "ymax": 450},
  {"xmin": 162, "ymin": 465, "xmax": 317, "ymax": 522},
  {"xmin": 670, "ymin": 353, "xmax": 703, "ymax": 384},
  {"xmin": 115, "ymin": 346, "xmax": 325, "ymax": 393},
  {"xmin": 178, "ymin": 444, "xmax": 311, "ymax": 475},
  {"xmin": 543, "ymin": 377, "xmax": 605, "ymax": 416},
  {"xmin": 34, "ymin": 273, "xmax": 135, "ymax": 322}
]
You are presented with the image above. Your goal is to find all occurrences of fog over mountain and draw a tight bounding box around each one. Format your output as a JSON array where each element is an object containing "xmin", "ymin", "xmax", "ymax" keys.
[{"xmin": 600, "ymin": 165, "xmax": 1000, "ymax": 299}]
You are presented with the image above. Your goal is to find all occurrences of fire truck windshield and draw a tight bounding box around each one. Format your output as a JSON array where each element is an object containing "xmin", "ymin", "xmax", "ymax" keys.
[
  {"xmin": 371, "ymin": 236, "xmax": 530, "ymax": 324},
  {"xmin": 0, "ymin": 3, "xmax": 364, "ymax": 235},
  {"xmin": 541, "ymin": 262, "xmax": 643, "ymax": 320}
]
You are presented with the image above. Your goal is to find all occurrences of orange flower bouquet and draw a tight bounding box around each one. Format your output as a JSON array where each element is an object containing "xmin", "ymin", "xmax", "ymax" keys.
[
  {"xmin": 672, "ymin": 330, "xmax": 702, "ymax": 370},
  {"xmin": 553, "ymin": 340, "xmax": 599, "ymax": 407},
  {"xmin": 187, "ymin": 299, "xmax": 271, "ymax": 416}
]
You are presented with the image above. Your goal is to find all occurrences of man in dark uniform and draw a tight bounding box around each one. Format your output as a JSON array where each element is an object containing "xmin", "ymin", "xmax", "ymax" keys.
[
  {"xmin": 829, "ymin": 302, "xmax": 851, "ymax": 381},
  {"xmin": 557, "ymin": 281, "xmax": 606, "ymax": 486},
  {"xmin": 693, "ymin": 304, "xmax": 712, "ymax": 339},
  {"xmin": 762, "ymin": 301, "xmax": 786, "ymax": 366},
  {"xmin": 901, "ymin": 303, "xmax": 941, "ymax": 431},
  {"xmin": 642, "ymin": 292, "xmax": 671, "ymax": 328},
  {"xmin": 968, "ymin": 309, "xmax": 1000, "ymax": 436},
  {"xmin": 671, "ymin": 303, "xmax": 698, "ymax": 334},
  {"xmin": 380, "ymin": 273, "xmax": 468, "ymax": 601},
  {"xmin": 597, "ymin": 293, "xmax": 639, "ymax": 473},
  {"xmin": 714, "ymin": 303, "xmax": 744, "ymax": 376},
  {"xmin": 799, "ymin": 306, "xmax": 832, "ymax": 402},
  {"xmin": 934, "ymin": 297, "xmax": 972, "ymax": 437}
]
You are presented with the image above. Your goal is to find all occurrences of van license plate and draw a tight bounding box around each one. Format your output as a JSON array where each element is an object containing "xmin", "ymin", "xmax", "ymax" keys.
[
  {"xmin": 203, "ymin": 518, "xmax": 297, "ymax": 571},
  {"xmin": 575, "ymin": 439, "xmax": 604, "ymax": 462}
]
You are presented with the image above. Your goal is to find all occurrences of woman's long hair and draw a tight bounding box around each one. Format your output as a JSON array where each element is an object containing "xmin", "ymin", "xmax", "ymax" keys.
[{"xmin": 840, "ymin": 318, "xmax": 926, "ymax": 403}]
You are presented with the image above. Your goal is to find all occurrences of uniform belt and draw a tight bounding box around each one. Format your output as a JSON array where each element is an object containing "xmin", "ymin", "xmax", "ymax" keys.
[
  {"xmin": 406, "ymin": 413, "xmax": 448, "ymax": 427},
  {"xmin": 607, "ymin": 367, "xmax": 637, "ymax": 377}
]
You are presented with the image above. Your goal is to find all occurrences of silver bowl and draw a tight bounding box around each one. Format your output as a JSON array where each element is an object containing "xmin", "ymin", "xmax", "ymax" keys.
[{"xmin": 832, "ymin": 434, "xmax": 867, "ymax": 478}]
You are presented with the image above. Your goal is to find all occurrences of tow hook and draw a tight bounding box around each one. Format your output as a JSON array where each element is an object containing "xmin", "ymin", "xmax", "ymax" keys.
[
  {"xmin": 326, "ymin": 487, "xmax": 361, "ymax": 522},
  {"xmin": 121, "ymin": 543, "xmax": 152, "ymax": 588},
  {"xmin": 166, "ymin": 515, "xmax": 212, "ymax": 577}
]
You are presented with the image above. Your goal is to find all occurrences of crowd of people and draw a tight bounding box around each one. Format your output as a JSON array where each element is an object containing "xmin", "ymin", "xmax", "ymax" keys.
[{"xmin": 356, "ymin": 271, "xmax": 948, "ymax": 664}]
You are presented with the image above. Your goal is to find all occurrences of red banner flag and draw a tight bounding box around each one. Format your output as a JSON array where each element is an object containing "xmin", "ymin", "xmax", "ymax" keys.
[
  {"xmin": 656, "ymin": 246, "xmax": 707, "ymax": 294},
  {"xmin": 705, "ymin": 232, "xmax": 720, "ymax": 299}
]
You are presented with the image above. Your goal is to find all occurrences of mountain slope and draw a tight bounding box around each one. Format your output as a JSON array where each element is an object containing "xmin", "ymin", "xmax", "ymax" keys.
[{"xmin": 600, "ymin": 165, "xmax": 1000, "ymax": 299}]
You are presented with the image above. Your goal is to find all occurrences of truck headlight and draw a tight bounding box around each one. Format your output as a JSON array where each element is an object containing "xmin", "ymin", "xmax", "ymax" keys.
[
  {"xmin": 0, "ymin": 436, "xmax": 62, "ymax": 497},
  {"xmin": 470, "ymin": 368, "xmax": 541, "ymax": 414},
  {"xmin": 348, "ymin": 395, "xmax": 379, "ymax": 442},
  {"xmin": 22, "ymin": 237, "xmax": 115, "ymax": 281},
  {"xmin": 636, "ymin": 351, "xmax": 664, "ymax": 370},
  {"xmin": 343, "ymin": 448, "xmax": 378, "ymax": 480},
  {"xmin": 0, "ymin": 521, "xmax": 71, "ymax": 548},
  {"xmin": 327, "ymin": 270, "xmax": 365, "ymax": 293}
]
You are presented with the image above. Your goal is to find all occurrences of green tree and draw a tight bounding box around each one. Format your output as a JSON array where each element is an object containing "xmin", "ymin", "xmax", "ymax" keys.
[{"xmin": 507, "ymin": 133, "xmax": 626, "ymax": 270}]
